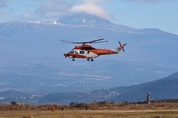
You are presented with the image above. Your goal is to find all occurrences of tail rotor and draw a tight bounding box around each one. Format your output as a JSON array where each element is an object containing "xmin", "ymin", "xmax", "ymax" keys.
[{"xmin": 118, "ymin": 41, "xmax": 127, "ymax": 52}]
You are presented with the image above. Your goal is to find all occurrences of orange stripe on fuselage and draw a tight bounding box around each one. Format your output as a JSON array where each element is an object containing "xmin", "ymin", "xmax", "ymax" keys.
[{"xmin": 90, "ymin": 48, "xmax": 117, "ymax": 56}]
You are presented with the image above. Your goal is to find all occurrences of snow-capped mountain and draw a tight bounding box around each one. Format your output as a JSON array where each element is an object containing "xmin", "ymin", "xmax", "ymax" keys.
[{"xmin": 57, "ymin": 12, "xmax": 111, "ymax": 26}]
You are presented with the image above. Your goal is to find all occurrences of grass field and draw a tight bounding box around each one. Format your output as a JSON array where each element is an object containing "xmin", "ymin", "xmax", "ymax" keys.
[{"xmin": 0, "ymin": 109, "xmax": 178, "ymax": 118}]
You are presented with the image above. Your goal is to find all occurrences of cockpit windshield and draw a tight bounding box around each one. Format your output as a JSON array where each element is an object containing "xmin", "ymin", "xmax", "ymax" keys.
[{"xmin": 69, "ymin": 50, "xmax": 74, "ymax": 53}]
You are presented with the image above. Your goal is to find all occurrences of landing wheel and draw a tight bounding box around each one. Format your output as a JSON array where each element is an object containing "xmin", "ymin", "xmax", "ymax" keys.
[
  {"xmin": 87, "ymin": 58, "xmax": 90, "ymax": 61},
  {"xmin": 91, "ymin": 58, "xmax": 94, "ymax": 61},
  {"xmin": 72, "ymin": 58, "xmax": 75, "ymax": 61}
]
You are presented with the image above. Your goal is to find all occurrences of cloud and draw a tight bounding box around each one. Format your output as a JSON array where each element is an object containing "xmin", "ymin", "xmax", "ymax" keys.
[
  {"xmin": 20, "ymin": 0, "xmax": 112, "ymax": 20},
  {"xmin": 21, "ymin": 0, "xmax": 72, "ymax": 20},
  {"xmin": 70, "ymin": 0, "xmax": 112, "ymax": 19},
  {"xmin": 71, "ymin": 3, "xmax": 111, "ymax": 19}
]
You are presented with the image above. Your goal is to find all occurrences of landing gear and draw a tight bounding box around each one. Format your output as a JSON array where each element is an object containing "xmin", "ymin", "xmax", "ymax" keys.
[
  {"xmin": 72, "ymin": 58, "xmax": 75, "ymax": 61},
  {"xmin": 87, "ymin": 58, "xmax": 94, "ymax": 61}
]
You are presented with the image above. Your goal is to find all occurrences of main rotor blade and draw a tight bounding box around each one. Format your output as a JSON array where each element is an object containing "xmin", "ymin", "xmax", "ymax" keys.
[
  {"xmin": 61, "ymin": 38, "xmax": 107, "ymax": 44},
  {"xmin": 88, "ymin": 38, "xmax": 105, "ymax": 43},
  {"xmin": 91, "ymin": 40, "xmax": 109, "ymax": 43},
  {"xmin": 70, "ymin": 42, "xmax": 86, "ymax": 44},
  {"xmin": 61, "ymin": 40, "xmax": 71, "ymax": 44},
  {"xmin": 61, "ymin": 40, "xmax": 84, "ymax": 44}
]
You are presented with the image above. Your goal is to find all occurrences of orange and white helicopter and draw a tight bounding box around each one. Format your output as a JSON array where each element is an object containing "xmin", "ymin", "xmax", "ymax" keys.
[{"xmin": 62, "ymin": 38, "xmax": 126, "ymax": 61}]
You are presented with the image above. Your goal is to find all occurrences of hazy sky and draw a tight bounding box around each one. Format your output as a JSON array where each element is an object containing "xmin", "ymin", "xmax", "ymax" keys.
[{"xmin": 0, "ymin": 0, "xmax": 177, "ymax": 34}]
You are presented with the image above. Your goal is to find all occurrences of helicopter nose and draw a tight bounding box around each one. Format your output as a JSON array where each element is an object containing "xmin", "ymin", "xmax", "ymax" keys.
[{"xmin": 64, "ymin": 53, "xmax": 68, "ymax": 58}]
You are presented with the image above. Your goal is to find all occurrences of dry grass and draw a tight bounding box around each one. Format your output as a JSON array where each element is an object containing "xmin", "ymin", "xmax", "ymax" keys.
[
  {"xmin": 1, "ymin": 102, "xmax": 178, "ymax": 118},
  {"xmin": 0, "ymin": 109, "xmax": 178, "ymax": 118}
]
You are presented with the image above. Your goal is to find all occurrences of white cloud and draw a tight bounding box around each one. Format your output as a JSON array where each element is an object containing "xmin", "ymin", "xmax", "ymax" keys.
[
  {"xmin": 70, "ymin": 0, "xmax": 112, "ymax": 19},
  {"xmin": 71, "ymin": 3, "xmax": 111, "ymax": 19}
]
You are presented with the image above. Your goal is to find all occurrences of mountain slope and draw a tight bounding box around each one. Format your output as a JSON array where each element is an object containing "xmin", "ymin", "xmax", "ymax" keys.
[
  {"xmin": 107, "ymin": 72, "xmax": 178, "ymax": 102},
  {"xmin": 38, "ymin": 72, "xmax": 178, "ymax": 104}
]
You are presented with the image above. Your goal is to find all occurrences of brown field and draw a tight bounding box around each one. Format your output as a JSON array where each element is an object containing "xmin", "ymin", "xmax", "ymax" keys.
[
  {"xmin": 1, "ymin": 102, "xmax": 178, "ymax": 118},
  {"xmin": 0, "ymin": 109, "xmax": 178, "ymax": 118}
]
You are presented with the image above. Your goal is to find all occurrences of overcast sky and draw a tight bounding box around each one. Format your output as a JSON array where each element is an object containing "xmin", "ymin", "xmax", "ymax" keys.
[{"xmin": 0, "ymin": 0, "xmax": 177, "ymax": 34}]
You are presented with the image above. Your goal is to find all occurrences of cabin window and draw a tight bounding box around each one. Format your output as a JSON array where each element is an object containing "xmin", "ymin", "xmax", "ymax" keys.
[
  {"xmin": 74, "ymin": 50, "xmax": 78, "ymax": 54},
  {"xmin": 80, "ymin": 50, "xmax": 85, "ymax": 54}
]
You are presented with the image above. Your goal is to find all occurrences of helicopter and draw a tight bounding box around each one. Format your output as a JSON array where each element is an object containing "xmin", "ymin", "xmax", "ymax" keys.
[{"xmin": 62, "ymin": 38, "xmax": 127, "ymax": 61}]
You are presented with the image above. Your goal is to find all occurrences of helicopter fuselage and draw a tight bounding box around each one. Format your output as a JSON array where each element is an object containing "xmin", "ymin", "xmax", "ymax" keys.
[
  {"xmin": 62, "ymin": 39, "xmax": 126, "ymax": 61},
  {"xmin": 64, "ymin": 44, "xmax": 121, "ymax": 61}
]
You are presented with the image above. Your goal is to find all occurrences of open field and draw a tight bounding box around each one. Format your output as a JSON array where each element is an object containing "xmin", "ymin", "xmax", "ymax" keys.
[
  {"xmin": 0, "ymin": 109, "xmax": 178, "ymax": 118},
  {"xmin": 1, "ymin": 102, "xmax": 178, "ymax": 118}
]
